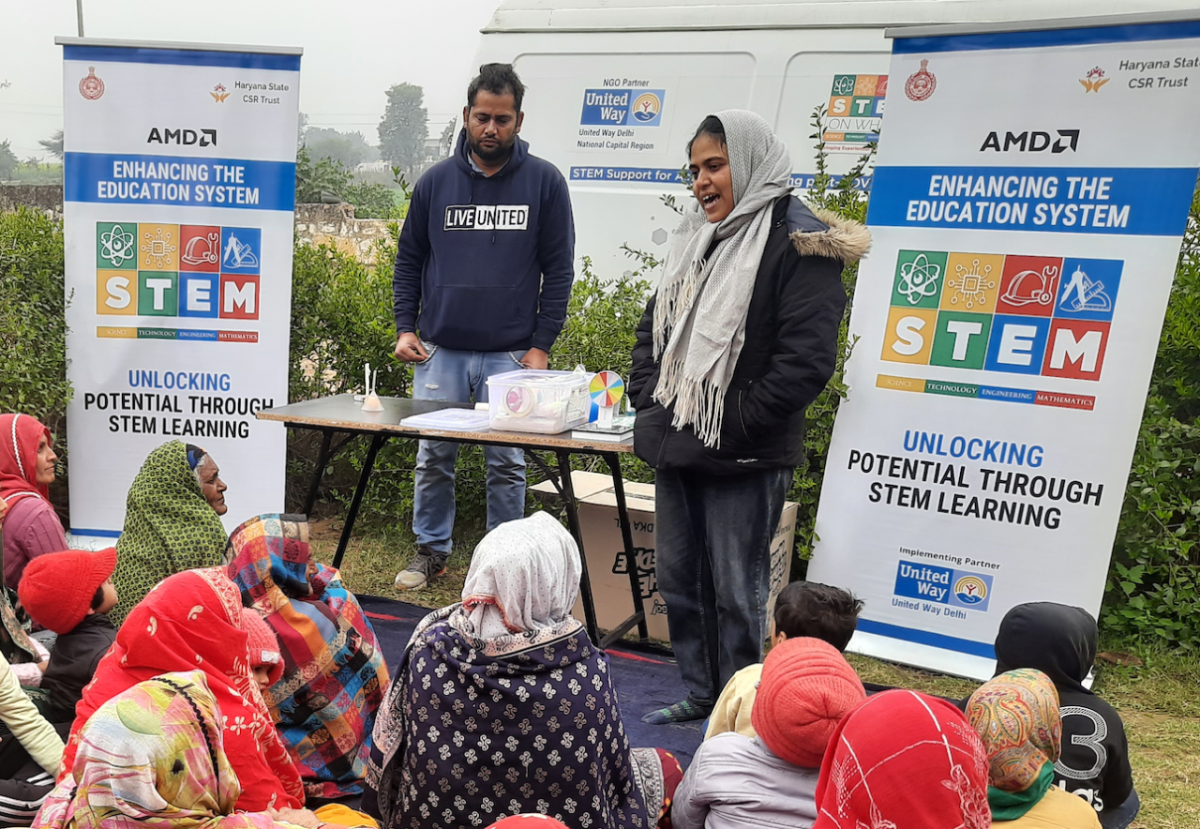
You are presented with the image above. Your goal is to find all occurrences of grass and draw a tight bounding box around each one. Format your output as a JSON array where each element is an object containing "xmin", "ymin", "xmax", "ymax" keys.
[{"xmin": 312, "ymin": 520, "xmax": 1200, "ymax": 828}]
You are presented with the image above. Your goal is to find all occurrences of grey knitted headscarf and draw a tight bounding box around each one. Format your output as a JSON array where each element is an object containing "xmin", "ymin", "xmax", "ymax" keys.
[{"xmin": 652, "ymin": 110, "xmax": 792, "ymax": 447}]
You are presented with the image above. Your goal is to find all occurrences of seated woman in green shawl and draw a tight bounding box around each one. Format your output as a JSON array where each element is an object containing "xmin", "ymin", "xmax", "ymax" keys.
[{"xmin": 109, "ymin": 441, "xmax": 229, "ymax": 624}]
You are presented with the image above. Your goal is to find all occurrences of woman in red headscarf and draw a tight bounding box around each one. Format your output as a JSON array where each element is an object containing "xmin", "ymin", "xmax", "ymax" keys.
[
  {"xmin": 59, "ymin": 567, "xmax": 306, "ymax": 812},
  {"xmin": 0, "ymin": 414, "xmax": 67, "ymax": 590}
]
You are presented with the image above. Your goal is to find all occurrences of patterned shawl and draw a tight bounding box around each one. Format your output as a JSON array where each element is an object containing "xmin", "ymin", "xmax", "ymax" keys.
[
  {"xmin": 367, "ymin": 514, "xmax": 660, "ymax": 829},
  {"xmin": 812, "ymin": 690, "xmax": 991, "ymax": 829},
  {"xmin": 227, "ymin": 514, "xmax": 389, "ymax": 799},
  {"xmin": 111, "ymin": 441, "xmax": 228, "ymax": 624},
  {"xmin": 460, "ymin": 512, "xmax": 582, "ymax": 638},
  {"xmin": 37, "ymin": 672, "xmax": 279, "ymax": 829},
  {"xmin": 966, "ymin": 668, "xmax": 1061, "ymax": 815},
  {"xmin": 58, "ymin": 569, "xmax": 304, "ymax": 811}
]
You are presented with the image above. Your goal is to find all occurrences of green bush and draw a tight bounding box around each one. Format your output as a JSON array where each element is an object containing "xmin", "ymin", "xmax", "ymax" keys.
[
  {"xmin": 1102, "ymin": 184, "xmax": 1200, "ymax": 648},
  {"xmin": 785, "ymin": 123, "xmax": 871, "ymax": 568},
  {"xmin": 0, "ymin": 207, "xmax": 72, "ymax": 449},
  {"xmin": 287, "ymin": 226, "xmax": 423, "ymax": 523}
]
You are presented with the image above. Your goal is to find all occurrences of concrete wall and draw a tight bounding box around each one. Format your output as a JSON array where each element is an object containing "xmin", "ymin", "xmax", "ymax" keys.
[
  {"xmin": 0, "ymin": 187, "xmax": 394, "ymax": 264},
  {"xmin": 0, "ymin": 184, "xmax": 63, "ymax": 220},
  {"xmin": 293, "ymin": 203, "xmax": 394, "ymax": 264}
]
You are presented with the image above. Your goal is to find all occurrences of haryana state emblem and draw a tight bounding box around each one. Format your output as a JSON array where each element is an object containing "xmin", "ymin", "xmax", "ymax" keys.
[
  {"xmin": 905, "ymin": 59, "xmax": 936, "ymax": 101},
  {"xmin": 79, "ymin": 66, "xmax": 104, "ymax": 100}
]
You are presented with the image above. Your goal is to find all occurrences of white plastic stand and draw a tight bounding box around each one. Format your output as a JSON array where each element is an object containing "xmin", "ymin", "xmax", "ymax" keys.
[{"xmin": 361, "ymin": 364, "xmax": 384, "ymax": 412}]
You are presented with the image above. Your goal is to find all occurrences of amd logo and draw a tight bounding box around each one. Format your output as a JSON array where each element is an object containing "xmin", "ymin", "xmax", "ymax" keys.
[
  {"xmin": 147, "ymin": 128, "xmax": 217, "ymax": 147},
  {"xmin": 980, "ymin": 129, "xmax": 1079, "ymax": 154}
]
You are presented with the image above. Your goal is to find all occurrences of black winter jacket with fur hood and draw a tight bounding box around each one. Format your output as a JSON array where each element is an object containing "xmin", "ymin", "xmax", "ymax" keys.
[{"xmin": 629, "ymin": 196, "xmax": 868, "ymax": 475}]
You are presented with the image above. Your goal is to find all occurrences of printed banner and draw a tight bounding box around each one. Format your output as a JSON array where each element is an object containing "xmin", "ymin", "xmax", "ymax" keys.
[
  {"xmin": 59, "ymin": 41, "xmax": 301, "ymax": 538},
  {"xmin": 808, "ymin": 18, "xmax": 1200, "ymax": 679}
]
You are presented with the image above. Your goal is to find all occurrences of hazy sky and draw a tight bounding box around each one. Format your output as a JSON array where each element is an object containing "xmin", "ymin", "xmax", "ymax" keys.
[{"xmin": 0, "ymin": 0, "xmax": 502, "ymax": 158}]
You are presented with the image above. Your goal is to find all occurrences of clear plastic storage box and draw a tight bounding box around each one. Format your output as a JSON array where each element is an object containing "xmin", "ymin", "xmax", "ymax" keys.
[{"xmin": 486, "ymin": 369, "xmax": 591, "ymax": 434}]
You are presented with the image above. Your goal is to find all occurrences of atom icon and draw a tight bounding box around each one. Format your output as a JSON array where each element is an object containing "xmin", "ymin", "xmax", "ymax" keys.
[
  {"xmin": 896, "ymin": 253, "xmax": 943, "ymax": 305},
  {"xmin": 832, "ymin": 76, "xmax": 857, "ymax": 96},
  {"xmin": 99, "ymin": 224, "xmax": 136, "ymax": 268},
  {"xmin": 948, "ymin": 259, "xmax": 996, "ymax": 310},
  {"xmin": 141, "ymin": 226, "xmax": 177, "ymax": 269}
]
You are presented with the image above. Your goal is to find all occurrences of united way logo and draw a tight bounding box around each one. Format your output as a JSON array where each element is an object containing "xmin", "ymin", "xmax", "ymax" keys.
[
  {"xmin": 953, "ymin": 575, "xmax": 989, "ymax": 605},
  {"xmin": 631, "ymin": 93, "xmax": 662, "ymax": 123},
  {"xmin": 79, "ymin": 66, "xmax": 105, "ymax": 100},
  {"xmin": 580, "ymin": 89, "xmax": 666, "ymax": 127},
  {"xmin": 905, "ymin": 59, "xmax": 936, "ymax": 101},
  {"xmin": 894, "ymin": 562, "xmax": 994, "ymax": 612}
]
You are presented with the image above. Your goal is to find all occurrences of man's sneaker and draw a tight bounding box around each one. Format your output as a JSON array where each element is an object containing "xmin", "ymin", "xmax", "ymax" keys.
[
  {"xmin": 641, "ymin": 699, "xmax": 713, "ymax": 725},
  {"xmin": 394, "ymin": 547, "xmax": 447, "ymax": 591}
]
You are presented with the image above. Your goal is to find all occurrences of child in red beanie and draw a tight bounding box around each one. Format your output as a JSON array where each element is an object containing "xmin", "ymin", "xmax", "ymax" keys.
[
  {"xmin": 672, "ymin": 637, "xmax": 867, "ymax": 829},
  {"xmin": 240, "ymin": 607, "xmax": 283, "ymax": 691},
  {"xmin": 18, "ymin": 548, "xmax": 118, "ymax": 724}
]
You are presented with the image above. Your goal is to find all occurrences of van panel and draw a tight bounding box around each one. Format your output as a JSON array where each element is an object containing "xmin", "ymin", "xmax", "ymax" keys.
[{"xmin": 473, "ymin": 1, "xmax": 1199, "ymax": 278}]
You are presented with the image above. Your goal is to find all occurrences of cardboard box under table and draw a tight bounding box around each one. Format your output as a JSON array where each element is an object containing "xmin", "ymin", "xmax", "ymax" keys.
[{"xmin": 534, "ymin": 471, "xmax": 797, "ymax": 643}]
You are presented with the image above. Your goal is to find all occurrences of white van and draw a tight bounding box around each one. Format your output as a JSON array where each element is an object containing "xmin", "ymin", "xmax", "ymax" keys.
[{"xmin": 472, "ymin": 0, "xmax": 1196, "ymax": 279}]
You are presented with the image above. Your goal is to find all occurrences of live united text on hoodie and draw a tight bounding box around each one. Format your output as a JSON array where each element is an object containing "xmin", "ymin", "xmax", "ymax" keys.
[{"xmin": 393, "ymin": 130, "xmax": 576, "ymax": 353}]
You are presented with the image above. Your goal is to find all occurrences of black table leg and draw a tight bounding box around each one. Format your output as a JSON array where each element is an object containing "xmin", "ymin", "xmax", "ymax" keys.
[
  {"xmin": 333, "ymin": 433, "xmax": 386, "ymax": 570},
  {"xmin": 302, "ymin": 429, "xmax": 335, "ymax": 517},
  {"xmin": 603, "ymin": 452, "xmax": 650, "ymax": 641},
  {"xmin": 556, "ymin": 451, "xmax": 602, "ymax": 644}
]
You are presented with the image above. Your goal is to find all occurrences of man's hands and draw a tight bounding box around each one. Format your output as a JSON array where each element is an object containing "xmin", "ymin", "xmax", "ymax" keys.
[
  {"xmin": 393, "ymin": 336, "xmax": 548, "ymax": 369},
  {"xmin": 394, "ymin": 333, "xmax": 429, "ymax": 363},
  {"xmin": 521, "ymin": 348, "xmax": 549, "ymax": 370}
]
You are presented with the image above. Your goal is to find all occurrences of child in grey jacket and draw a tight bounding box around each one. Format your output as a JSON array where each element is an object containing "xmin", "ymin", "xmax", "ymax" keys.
[{"xmin": 671, "ymin": 637, "xmax": 865, "ymax": 829}]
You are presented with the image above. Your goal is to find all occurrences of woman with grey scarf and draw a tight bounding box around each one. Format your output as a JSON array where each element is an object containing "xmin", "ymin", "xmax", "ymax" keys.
[{"xmin": 629, "ymin": 111, "xmax": 869, "ymax": 724}]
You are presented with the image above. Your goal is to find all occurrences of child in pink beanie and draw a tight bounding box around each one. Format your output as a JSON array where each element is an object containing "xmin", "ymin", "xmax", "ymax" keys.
[
  {"xmin": 240, "ymin": 607, "xmax": 283, "ymax": 690},
  {"xmin": 671, "ymin": 637, "xmax": 866, "ymax": 829}
]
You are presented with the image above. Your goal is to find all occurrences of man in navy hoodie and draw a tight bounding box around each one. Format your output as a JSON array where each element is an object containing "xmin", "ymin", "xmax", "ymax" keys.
[{"xmin": 392, "ymin": 63, "xmax": 575, "ymax": 590}]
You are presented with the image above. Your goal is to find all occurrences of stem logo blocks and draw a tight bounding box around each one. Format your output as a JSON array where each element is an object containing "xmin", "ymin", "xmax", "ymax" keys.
[
  {"xmin": 883, "ymin": 250, "xmax": 1120, "ymax": 381},
  {"xmin": 95, "ymin": 222, "xmax": 261, "ymax": 320}
]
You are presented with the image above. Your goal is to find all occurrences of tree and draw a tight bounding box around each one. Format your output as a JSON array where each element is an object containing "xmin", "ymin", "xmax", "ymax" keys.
[
  {"xmin": 39, "ymin": 130, "xmax": 64, "ymax": 160},
  {"xmin": 439, "ymin": 118, "xmax": 457, "ymax": 159},
  {"xmin": 297, "ymin": 112, "xmax": 310, "ymax": 149},
  {"xmin": 378, "ymin": 83, "xmax": 428, "ymax": 175},
  {"xmin": 0, "ymin": 141, "xmax": 17, "ymax": 180},
  {"xmin": 294, "ymin": 148, "xmax": 396, "ymax": 219},
  {"xmin": 304, "ymin": 128, "xmax": 377, "ymax": 168}
]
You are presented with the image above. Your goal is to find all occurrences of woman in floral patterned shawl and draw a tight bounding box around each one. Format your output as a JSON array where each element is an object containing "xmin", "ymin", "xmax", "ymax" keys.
[
  {"xmin": 37, "ymin": 672, "xmax": 291, "ymax": 829},
  {"xmin": 364, "ymin": 512, "xmax": 679, "ymax": 829},
  {"xmin": 57, "ymin": 569, "xmax": 305, "ymax": 812},
  {"xmin": 227, "ymin": 514, "xmax": 389, "ymax": 799}
]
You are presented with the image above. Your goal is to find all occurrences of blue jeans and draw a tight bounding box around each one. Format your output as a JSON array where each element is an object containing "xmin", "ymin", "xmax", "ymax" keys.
[
  {"xmin": 654, "ymin": 466, "xmax": 793, "ymax": 705},
  {"xmin": 1101, "ymin": 788, "xmax": 1140, "ymax": 829},
  {"xmin": 412, "ymin": 345, "xmax": 528, "ymax": 553}
]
